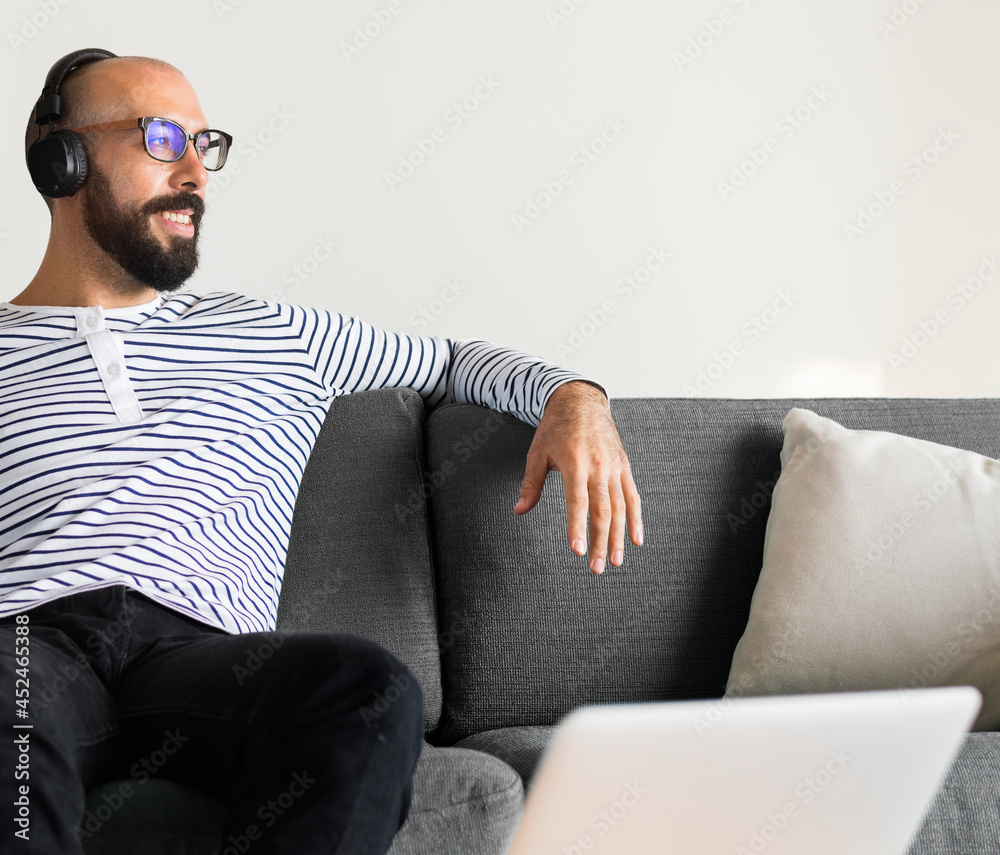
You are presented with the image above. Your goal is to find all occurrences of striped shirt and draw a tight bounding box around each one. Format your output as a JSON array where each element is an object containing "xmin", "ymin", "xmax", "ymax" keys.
[{"xmin": 0, "ymin": 291, "xmax": 591, "ymax": 633}]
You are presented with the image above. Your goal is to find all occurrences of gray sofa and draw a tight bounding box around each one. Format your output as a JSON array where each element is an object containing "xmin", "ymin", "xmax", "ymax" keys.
[{"xmin": 80, "ymin": 388, "xmax": 1000, "ymax": 854}]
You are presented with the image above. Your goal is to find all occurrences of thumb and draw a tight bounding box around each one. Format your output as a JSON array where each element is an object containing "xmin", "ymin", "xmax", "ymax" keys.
[{"xmin": 515, "ymin": 454, "xmax": 549, "ymax": 515}]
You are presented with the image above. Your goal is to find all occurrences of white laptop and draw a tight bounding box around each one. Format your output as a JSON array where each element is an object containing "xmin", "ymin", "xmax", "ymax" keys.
[{"xmin": 506, "ymin": 686, "xmax": 981, "ymax": 855}]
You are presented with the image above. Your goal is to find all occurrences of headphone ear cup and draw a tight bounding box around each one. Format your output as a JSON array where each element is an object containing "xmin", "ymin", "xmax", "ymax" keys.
[{"xmin": 27, "ymin": 129, "xmax": 88, "ymax": 198}]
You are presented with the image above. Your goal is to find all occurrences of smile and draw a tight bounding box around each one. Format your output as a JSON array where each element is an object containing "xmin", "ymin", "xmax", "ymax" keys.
[
  {"xmin": 156, "ymin": 211, "xmax": 192, "ymax": 225},
  {"xmin": 153, "ymin": 210, "xmax": 196, "ymax": 237}
]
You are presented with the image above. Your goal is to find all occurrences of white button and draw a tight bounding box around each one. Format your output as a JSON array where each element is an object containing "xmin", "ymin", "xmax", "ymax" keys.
[
  {"xmin": 86, "ymin": 314, "xmax": 100, "ymax": 328},
  {"xmin": 107, "ymin": 363, "xmax": 122, "ymax": 377}
]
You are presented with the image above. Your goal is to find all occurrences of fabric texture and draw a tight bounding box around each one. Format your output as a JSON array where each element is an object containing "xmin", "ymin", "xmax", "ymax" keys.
[
  {"xmin": 63, "ymin": 395, "xmax": 1000, "ymax": 854},
  {"xmin": 428, "ymin": 397, "xmax": 1000, "ymax": 744},
  {"xmin": 726, "ymin": 408, "xmax": 1000, "ymax": 730},
  {"xmin": 80, "ymin": 780, "xmax": 223, "ymax": 855},
  {"xmin": 453, "ymin": 726, "xmax": 556, "ymax": 783},
  {"xmin": 278, "ymin": 386, "xmax": 443, "ymax": 730},
  {"xmin": 386, "ymin": 745, "xmax": 524, "ymax": 855},
  {"xmin": 80, "ymin": 744, "xmax": 524, "ymax": 855},
  {"xmin": 0, "ymin": 292, "xmax": 588, "ymax": 634},
  {"xmin": 907, "ymin": 733, "xmax": 1000, "ymax": 854},
  {"xmin": 428, "ymin": 398, "xmax": 778, "ymax": 742},
  {"xmin": 1, "ymin": 585, "xmax": 422, "ymax": 855},
  {"xmin": 450, "ymin": 717, "xmax": 1000, "ymax": 855}
]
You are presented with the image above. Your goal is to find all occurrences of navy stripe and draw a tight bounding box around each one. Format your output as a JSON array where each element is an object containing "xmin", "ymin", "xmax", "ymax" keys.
[{"xmin": 0, "ymin": 291, "xmax": 595, "ymax": 633}]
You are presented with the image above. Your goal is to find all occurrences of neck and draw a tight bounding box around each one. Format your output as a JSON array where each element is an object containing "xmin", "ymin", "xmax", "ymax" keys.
[{"xmin": 11, "ymin": 211, "xmax": 160, "ymax": 309}]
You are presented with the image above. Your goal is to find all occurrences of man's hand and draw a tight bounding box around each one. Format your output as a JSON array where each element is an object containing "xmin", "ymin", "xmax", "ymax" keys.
[{"xmin": 513, "ymin": 381, "xmax": 643, "ymax": 574}]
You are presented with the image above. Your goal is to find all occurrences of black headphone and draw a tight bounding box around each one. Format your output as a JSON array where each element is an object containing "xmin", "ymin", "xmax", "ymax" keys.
[{"xmin": 26, "ymin": 48, "xmax": 118, "ymax": 198}]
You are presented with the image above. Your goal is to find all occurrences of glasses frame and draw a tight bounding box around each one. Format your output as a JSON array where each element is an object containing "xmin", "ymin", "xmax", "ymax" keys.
[{"xmin": 71, "ymin": 117, "xmax": 233, "ymax": 171}]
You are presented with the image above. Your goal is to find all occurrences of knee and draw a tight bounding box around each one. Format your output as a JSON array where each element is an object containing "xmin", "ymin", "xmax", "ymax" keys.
[
  {"xmin": 357, "ymin": 653, "xmax": 423, "ymax": 744},
  {"xmin": 340, "ymin": 639, "xmax": 423, "ymax": 742},
  {"xmin": 276, "ymin": 634, "xmax": 423, "ymax": 743}
]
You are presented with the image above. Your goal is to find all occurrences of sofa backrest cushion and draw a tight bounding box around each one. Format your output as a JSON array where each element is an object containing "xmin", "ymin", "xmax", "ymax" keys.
[
  {"xmin": 426, "ymin": 397, "xmax": 1000, "ymax": 743},
  {"xmin": 278, "ymin": 387, "xmax": 442, "ymax": 731}
]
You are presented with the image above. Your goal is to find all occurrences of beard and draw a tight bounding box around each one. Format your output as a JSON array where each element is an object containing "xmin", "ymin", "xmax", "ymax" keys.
[{"xmin": 79, "ymin": 161, "xmax": 205, "ymax": 295}]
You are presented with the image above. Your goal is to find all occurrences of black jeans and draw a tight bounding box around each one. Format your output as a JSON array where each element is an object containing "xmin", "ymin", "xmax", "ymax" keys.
[{"xmin": 0, "ymin": 585, "xmax": 423, "ymax": 854}]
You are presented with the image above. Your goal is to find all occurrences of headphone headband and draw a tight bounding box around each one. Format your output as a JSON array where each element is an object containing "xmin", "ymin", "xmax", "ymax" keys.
[
  {"xmin": 27, "ymin": 48, "xmax": 118, "ymax": 198},
  {"xmin": 34, "ymin": 48, "xmax": 118, "ymax": 127}
]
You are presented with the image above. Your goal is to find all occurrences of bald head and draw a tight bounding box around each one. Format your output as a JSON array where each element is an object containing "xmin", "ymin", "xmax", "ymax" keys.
[{"xmin": 25, "ymin": 55, "xmax": 188, "ymax": 213}]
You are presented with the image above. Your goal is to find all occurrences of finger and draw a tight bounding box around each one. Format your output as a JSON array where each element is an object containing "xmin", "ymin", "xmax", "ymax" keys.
[
  {"xmin": 587, "ymin": 479, "xmax": 613, "ymax": 575},
  {"xmin": 514, "ymin": 448, "xmax": 549, "ymax": 515},
  {"xmin": 563, "ymin": 468, "xmax": 590, "ymax": 558},
  {"xmin": 621, "ymin": 463, "xmax": 644, "ymax": 546},
  {"xmin": 607, "ymin": 475, "xmax": 627, "ymax": 567}
]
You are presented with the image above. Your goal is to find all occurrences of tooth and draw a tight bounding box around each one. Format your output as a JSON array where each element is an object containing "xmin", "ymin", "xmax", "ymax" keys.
[{"xmin": 155, "ymin": 211, "xmax": 192, "ymax": 225}]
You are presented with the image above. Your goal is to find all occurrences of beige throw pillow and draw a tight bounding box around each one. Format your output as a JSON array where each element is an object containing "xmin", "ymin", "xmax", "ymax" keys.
[{"xmin": 726, "ymin": 408, "xmax": 1000, "ymax": 730}]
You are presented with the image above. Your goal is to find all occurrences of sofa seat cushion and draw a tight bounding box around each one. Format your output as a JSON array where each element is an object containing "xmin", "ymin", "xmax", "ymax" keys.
[
  {"xmin": 387, "ymin": 744, "xmax": 524, "ymax": 855},
  {"xmin": 81, "ymin": 743, "xmax": 523, "ymax": 855},
  {"xmin": 451, "ymin": 726, "xmax": 1000, "ymax": 855},
  {"xmin": 453, "ymin": 725, "xmax": 556, "ymax": 783},
  {"xmin": 908, "ymin": 733, "xmax": 1000, "ymax": 854}
]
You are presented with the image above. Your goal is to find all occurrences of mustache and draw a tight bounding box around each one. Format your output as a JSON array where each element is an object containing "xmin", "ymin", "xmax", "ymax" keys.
[{"xmin": 143, "ymin": 194, "xmax": 206, "ymax": 223}]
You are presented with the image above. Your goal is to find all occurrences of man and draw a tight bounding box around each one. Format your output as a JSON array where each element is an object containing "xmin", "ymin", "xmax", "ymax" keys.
[{"xmin": 1, "ymin": 50, "xmax": 642, "ymax": 852}]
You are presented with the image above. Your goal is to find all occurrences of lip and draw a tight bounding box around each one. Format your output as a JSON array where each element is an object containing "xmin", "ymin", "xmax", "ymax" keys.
[{"xmin": 152, "ymin": 211, "xmax": 196, "ymax": 237}]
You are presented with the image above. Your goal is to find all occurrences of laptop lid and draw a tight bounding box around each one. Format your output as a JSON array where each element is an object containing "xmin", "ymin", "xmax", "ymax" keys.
[{"xmin": 506, "ymin": 686, "xmax": 981, "ymax": 855}]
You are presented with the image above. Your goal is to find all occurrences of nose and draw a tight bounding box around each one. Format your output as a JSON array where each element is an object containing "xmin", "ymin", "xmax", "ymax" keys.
[{"xmin": 169, "ymin": 137, "xmax": 209, "ymax": 195}]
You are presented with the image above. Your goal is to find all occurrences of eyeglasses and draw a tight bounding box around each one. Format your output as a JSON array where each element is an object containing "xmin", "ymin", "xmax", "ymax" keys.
[{"xmin": 71, "ymin": 117, "xmax": 233, "ymax": 171}]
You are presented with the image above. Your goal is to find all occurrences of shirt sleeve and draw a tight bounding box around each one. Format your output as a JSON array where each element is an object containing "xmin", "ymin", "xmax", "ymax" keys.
[{"xmin": 314, "ymin": 313, "xmax": 605, "ymax": 427}]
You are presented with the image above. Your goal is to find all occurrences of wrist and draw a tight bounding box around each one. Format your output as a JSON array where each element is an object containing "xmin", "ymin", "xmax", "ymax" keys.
[{"xmin": 545, "ymin": 380, "xmax": 608, "ymax": 411}]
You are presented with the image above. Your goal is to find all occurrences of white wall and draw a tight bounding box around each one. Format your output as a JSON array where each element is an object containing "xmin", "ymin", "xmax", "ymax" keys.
[{"xmin": 3, "ymin": 0, "xmax": 998, "ymax": 398}]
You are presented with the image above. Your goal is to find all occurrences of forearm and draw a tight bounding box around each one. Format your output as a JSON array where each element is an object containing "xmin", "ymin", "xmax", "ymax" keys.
[
  {"xmin": 316, "ymin": 317, "xmax": 603, "ymax": 425},
  {"xmin": 446, "ymin": 338, "xmax": 605, "ymax": 426}
]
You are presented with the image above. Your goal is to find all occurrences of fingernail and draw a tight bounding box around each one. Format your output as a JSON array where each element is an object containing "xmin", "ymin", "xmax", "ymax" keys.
[
  {"xmin": 573, "ymin": 539, "xmax": 586, "ymax": 555},
  {"xmin": 592, "ymin": 558, "xmax": 604, "ymax": 575},
  {"xmin": 636, "ymin": 526, "xmax": 644, "ymax": 546},
  {"xmin": 612, "ymin": 550, "xmax": 623, "ymax": 566}
]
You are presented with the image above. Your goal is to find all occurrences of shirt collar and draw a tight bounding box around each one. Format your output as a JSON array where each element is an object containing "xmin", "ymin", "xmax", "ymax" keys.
[{"xmin": 0, "ymin": 294, "xmax": 164, "ymax": 316}]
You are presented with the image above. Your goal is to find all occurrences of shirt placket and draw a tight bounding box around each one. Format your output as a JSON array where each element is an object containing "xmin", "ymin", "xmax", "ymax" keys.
[{"xmin": 76, "ymin": 307, "xmax": 144, "ymax": 423}]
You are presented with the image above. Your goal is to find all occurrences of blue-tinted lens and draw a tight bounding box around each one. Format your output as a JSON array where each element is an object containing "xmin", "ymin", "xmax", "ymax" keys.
[{"xmin": 146, "ymin": 120, "xmax": 186, "ymax": 162}]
